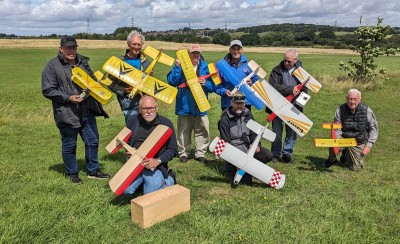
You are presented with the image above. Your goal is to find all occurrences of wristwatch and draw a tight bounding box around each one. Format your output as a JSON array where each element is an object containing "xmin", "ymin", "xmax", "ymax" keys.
[{"xmin": 156, "ymin": 158, "xmax": 162, "ymax": 164}]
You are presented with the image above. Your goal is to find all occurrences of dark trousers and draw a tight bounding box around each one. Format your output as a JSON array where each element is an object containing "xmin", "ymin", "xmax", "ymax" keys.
[{"xmin": 59, "ymin": 113, "xmax": 100, "ymax": 175}]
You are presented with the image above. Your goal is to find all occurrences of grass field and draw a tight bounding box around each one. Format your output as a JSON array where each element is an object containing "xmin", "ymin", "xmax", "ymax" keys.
[{"xmin": 0, "ymin": 43, "xmax": 399, "ymax": 243}]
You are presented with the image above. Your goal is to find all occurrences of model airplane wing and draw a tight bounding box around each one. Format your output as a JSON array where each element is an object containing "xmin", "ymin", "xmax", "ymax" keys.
[
  {"xmin": 314, "ymin": 138, "xmax": 357, "ymax": 147},
  {"xmin": 101, "ymin": 56, "xmax": 177, "ymax": 104},
  {"xmin": 71, "ymin": 67, "xmax": 112, "ymax": 105},
  {"xmin": 210, "ymin": 137, "xmax": 285, "ymax": 189},
  {"xmin": 292, "ymin": 66, "xmax": 322, "ymax": 93},
  {"xmin": 106, "ymin": 125, "xmax": 173, "ymax": 196},
  {"xmin": 252, "ymin": 79, "xmax": 313, "ymax": 137},
  {"xmin": 176, "ymin": 50, "xmax": 211, "ymax": 112},
  {"xmin": 216, "ymin": 59, "xmax": 267, "ymax": 110}
]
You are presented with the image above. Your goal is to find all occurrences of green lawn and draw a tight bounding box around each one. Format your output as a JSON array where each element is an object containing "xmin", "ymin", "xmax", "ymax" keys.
[{"xmin": 0, "ymin": 47, "xmax": 399, "ymax": 243}]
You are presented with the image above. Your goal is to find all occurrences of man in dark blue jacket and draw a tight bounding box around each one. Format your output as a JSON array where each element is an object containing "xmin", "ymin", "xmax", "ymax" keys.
[
  {"xmin": 123, "ymin": 95, "xmax": 177, "ymax": 195},
  {"xmin": 167, "ymin": 44, "xmax": 215, "ymax": 163},
  {"xmin": 267, "ymin": 48, "xmax": 308, "ymax": 164},
  {"xmin": 42, "ymin": 36, "xmax": 109, "ymax": 184}
]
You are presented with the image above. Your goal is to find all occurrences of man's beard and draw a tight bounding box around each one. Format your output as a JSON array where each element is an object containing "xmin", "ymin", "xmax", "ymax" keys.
[{"xmin": 234, "ymin": 109, "xmax": 243, "ymax": 116}]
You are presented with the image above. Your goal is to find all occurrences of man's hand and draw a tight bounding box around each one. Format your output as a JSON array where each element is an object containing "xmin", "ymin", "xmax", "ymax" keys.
[
  {"xmin": 198, "ymin": 78, "xmax": 206, "ymax": 86},
  {"xmin": 142, "ymin": 158, "xmax": 160, "ymax": 171},
  {"xmin": 123, "ymin": 86, "xmax": 133, "ymax": 94},
  {"xmin": 293, "ymin": 86, "xmax": 300, "ymax": 96},
  {"xmin": 245, "ymin": 78, "xmax": 252, "ymax": 85},
  {"xmin": 69, "ymin": 95, "xmax": 82, "ymax": 104},
  {"xmin": 175, "ymin": 59, "xmax": 181, "ymax": 67},
  {"xmin": 361, "ymin": 145, "xmax": 371, "ymax": 157},
  {"xmin": 226, "ymin": 90, "xmax": 232, "ymax": 96}
]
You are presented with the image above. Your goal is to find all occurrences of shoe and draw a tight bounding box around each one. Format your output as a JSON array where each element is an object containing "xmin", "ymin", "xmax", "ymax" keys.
[
  {"xmin": 282, "ymin": 155, "xmax": 294, "ymax": 164},
  {"xmin": 322, "ymin": 159, "xmax": 337, "ymax": 168},
  {"xmin": 68, "ymin": 174, "xmax": 82, "ymax": 184},
  {"xmin": 87, "ymin": 170, "xmax": 110, "ymax": 179},
  {"xmin": 195, "ymin": 157, "xmax": 207, "ymax": 163},
  {"xmin": 168, "ymin": 169, "xmax": 177, "ymax": 184},
  {"xmin": 180, "ymin": 156, "xmax": 188, "ymax": 163},
  {"xmin": 271, "ymin": 157, "xmax": 279, "ymax": 163}
]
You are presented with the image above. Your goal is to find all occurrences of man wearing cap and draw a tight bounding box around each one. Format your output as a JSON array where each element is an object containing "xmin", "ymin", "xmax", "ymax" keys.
[
  {"xmin": 42, "ymin": 36, "xmax": 109, "ymax": 184},
  {"xmin": 107, "ymin": 30, "xmax": 151, "ymax": 123},
  {"xmin": 219, "ymin": 91, "xmax": 273, "ymax": 185},
  {"xmin": 215, "ymin": 40, "xmax": 259, "ymax": 111},
  {"xmin": 167, "ymin": 44, "xmax": 216, "ymax": 163},
  {"xmin": 267, "ymin": 48, "xmax": 308, "ymax": 164}
]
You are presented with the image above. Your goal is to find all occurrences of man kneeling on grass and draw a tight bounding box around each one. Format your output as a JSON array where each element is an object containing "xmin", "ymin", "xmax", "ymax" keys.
[{"xmin": 123, "ymin": 95, "xmax": 178, "ymax": 196}]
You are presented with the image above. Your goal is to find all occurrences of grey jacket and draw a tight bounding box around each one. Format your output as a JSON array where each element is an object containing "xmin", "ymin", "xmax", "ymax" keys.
[{"xmin": 42, "ymin": 52, "xmax": 108, "ymax": 128}]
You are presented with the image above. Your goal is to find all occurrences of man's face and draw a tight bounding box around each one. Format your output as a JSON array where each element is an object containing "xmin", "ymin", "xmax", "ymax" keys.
[
  {"xmin": 139, "ymin": 97, "xmax": 158, "ymax": 122},
  {"xmin": 128, "ymin": 36, "xmax": 143, "ymax": 56},
  {"xmin": 283, "ymin": 52, "xmax": 297, "ymax": 70},
  {"xmin": 59, "ymin": 45, "xmax": 77, "ymax": 63},
  {"xmin": 229, "ymin": 45, "xmax": 243, "ymax": 60},
  {"xmin": 189, "ymin": 51, "xmax": 201, "ymax": 65},
  {"xmin": 346, "ymin": 92, "xmax": 361, "ymax": 112},
  {"xmin": 231, "ymin": 101, "xmax": 245, "ymax": 115}
]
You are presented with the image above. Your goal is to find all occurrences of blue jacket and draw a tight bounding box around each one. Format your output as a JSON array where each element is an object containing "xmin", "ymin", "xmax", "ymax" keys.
[
  {"xmin": 215, "ymin": 53, "xmax": 258, "ymax": 109},
  {"xmin": 167, "ymin": 58, "xmax": 215, "ymax": 116}
]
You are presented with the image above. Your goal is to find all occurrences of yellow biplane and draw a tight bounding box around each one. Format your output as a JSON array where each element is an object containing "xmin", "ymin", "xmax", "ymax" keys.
[
  {"xmin": 99, "ymin": 46, "xmax": 178, "ymax": 104},
  {"xmin": 71, "ymin": 67, "xmax": 112, "ymax": 105}
]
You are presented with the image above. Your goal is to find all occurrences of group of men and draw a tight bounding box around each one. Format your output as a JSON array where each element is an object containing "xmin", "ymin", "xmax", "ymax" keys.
[{"xmin": 41, "ymin": 30, "xmax": 378, "ymax": 197}]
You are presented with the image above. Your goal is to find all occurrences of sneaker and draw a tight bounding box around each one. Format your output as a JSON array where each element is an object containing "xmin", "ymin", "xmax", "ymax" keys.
[
  {"xmin": 195, "ymin": 157, "xmax": 207, "ymax": 163},
  {"xmin": 271, "ymin": 157, "xmax": 279, "ymax": 163},
  {"xmin": 322, "ymin": 159, "xmax": 337, "ymax": 168},
  {"xmin": 282, "ymin": 155, "xmax": 294, "ymax": 164},
  {"xmin": 87, "ymin": 170, "xmax": 110, "ymax": 179},
  {"xmin": 180, "ymin": 156, "xmax": 188, "ymax": 163},
  {"xmin": 168, "ymin": 169, "xmax": 177, "ymax": 184},
  {"xmin": 68, "ymin": 174, "xmax": 82, "ymax": 184}
]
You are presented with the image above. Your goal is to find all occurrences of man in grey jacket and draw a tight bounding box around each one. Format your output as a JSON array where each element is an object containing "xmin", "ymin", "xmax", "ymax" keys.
[
  {"xmin": 219, "ymin": 91, "xmax": 273, "ymax": 185},
  {"xmin": 42, "ymin": 36, "xmax": 109, "ymax": 184}
]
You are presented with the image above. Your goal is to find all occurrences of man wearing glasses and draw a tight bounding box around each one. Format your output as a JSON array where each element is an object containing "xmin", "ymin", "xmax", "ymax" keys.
[
  {"xmin": 42, "ymin": 36, "xmax": 109, "ymax": 184},
  {"xmin": 123, "ymin": 95, "xmax": 178, "ymax": 196},
  {"xmin": 266, "ymin": 48, "xmax": 308, "ymax": 164},
  {"xmin": 215, "ymin": 40, "xmax": 258, "ymax": 111},
  {"xmin": 219, "ymin": 91, "xmax": 273, "ymax": 185}
]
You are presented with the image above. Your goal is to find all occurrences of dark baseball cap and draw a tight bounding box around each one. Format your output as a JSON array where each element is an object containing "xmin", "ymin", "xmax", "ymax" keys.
[{"xmin": 60, "ymin": 36, "xmax": 78, "ymax": 47}]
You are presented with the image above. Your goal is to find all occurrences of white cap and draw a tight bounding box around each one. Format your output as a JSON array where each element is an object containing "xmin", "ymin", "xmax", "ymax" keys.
[{"xmin": 229, "ymin": 40, "xmax": 242, "ymax": 48}]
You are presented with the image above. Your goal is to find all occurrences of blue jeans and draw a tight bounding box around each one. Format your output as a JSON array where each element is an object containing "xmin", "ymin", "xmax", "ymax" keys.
[
  {"xmin": 59, "ymin": 113, "xmax": 100, "ymax": 175},
  {"xmin": 123, "ymin": 169, "xmax": 174, "ymax": 195},
  {"xmin": 271, "ymin": 117, "xmax": 297, "ymax": 158},
  {"xmin": 123, "ymin": 108, "xmax": 139, "ymax": 124}
]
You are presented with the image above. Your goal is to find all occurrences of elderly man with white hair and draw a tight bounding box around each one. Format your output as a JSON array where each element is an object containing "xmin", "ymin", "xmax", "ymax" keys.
[{"xmin": 322, "ymin": 89, "xmax": 378, "ymax": 170}]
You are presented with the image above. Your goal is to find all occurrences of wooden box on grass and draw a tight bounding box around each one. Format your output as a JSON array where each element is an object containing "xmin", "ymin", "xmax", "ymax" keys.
[{"xmin": 130, "ymin": 184, "xmax": 190, "ymax": 228}]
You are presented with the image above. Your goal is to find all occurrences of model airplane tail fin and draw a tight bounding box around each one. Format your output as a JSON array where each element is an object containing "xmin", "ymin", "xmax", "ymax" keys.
[
  {"xmin": 246, "ymin": 119, "xmax": 276, "ymax": 142},
  {"xmin": 144, "ymin": 46, "xmax": 175, "ymax": 66},
  {"xmin": 94, "ymin": 71, "xmax": 112, "ymax": 86},
  {"xmin": 106, "ymin": 127, "xmax": 133, "ymax": 154},
  {"xmin": 248, "ymin": 60, "xmax": 267, "ymax": 79},
  {"xmin": 207, "ymin": 63, "xmax": 221, "ymax": 85}
]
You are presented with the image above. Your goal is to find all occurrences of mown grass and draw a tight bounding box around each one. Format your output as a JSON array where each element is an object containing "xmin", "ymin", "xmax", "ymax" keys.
[{"xmin": 0, "ymin": 47, "xmax": 399, "ymax": 243}]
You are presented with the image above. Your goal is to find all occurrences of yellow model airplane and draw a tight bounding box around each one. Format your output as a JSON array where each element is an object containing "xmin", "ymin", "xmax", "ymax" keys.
[
  {"xmin": 176, "ymin": 50, "xmax": 221, "ymax": 112},
  {"xmin": 71, "ymin": 67, "xmax": 112, "ymax": 105},
  {"xmin": 314, "ymin": 123, "xmax": 357, "ymax": 152},
  {"xmin": 106, "ymin": 125, "xmax": 173, "ymax": 196}
]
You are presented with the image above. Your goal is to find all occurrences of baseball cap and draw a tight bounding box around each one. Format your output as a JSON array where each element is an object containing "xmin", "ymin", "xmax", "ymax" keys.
[
  {"xmin": 229, "ymin": 40, "xmax": 242, "ymax": 48},
  {"xmin": 60, "ymin": 36, "xmax": 78, "ymax": 47},
  {"xmin": 231, "ymin": 91, "xmax": 246, "ymax": 103},
  {"xmin": 188, "ymin": 43, "xmax": 201, "ymax": 53}
]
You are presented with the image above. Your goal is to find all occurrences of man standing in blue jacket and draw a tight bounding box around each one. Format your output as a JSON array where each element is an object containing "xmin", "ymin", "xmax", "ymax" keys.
[
  {"xmin": 215, "ymin": 40, "xmax": 258, "ymax": 111},
  {"xmin": 167, "ymin": 44, "xmax": 216, "ymax": 163}
]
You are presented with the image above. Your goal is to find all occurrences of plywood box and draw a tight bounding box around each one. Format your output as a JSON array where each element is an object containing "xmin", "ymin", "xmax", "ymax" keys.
[{"xmin": 130, "ymin": 184, "xmax": 190, "ymax": 228}]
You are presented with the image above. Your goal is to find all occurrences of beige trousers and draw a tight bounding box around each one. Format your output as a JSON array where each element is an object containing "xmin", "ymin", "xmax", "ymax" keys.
[
  {"xmin": 177, "ymin": 115, "xmax": 210, "ymax": 158},
  {"xmin": 329, "ymin": 143, "xmax": 366, "ymax": 170}
]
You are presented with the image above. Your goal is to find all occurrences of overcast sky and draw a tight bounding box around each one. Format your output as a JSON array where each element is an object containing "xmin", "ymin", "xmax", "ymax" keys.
[{"xmin": 1, "ymin": 0, "xmax": 399, "ymax": 36}]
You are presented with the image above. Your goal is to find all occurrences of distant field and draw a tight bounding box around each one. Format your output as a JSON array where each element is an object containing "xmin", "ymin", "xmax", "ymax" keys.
[{"xmin": 0, "ymin": 39, "xmax": 357, "ymax": 55}]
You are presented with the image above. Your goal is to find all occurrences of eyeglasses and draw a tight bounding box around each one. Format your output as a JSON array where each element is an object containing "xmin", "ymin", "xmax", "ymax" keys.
[
  {"xmin": 232, "ymin": 96, "xmax": 245, "ymax": 100},
  {"xmin": 140, "ymin": 107, "xmax": 157, "ymax": 112},
  {"xmin": 284, "ymin": 59, "xmax": 296, "ymax": 64}
]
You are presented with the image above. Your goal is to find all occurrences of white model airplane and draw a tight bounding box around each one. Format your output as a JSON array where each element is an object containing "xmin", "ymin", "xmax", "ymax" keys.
[
  {"xmin": 106, "ymin": 125, "xmax": 173, "ymax": 196},
  {"xmin": 291, "ymin": 66, "xmax": 322, "ymax": 93},
  {"xmin": 209, "ymin": 119, "xmax": 285, "ymax": 189}
]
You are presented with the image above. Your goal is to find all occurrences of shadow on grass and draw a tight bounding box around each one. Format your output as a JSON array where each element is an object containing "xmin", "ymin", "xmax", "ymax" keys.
[
  {"xmin": 297, "ymin": 155, "xmax": 348, "ymax": 172},
  {"xmin": 48, "ymin": 159, "xmax": 88, "ymax": 175},
  {"xmin": 100, "ymin": 151, "xmax": 126, "ymax": 165}
]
